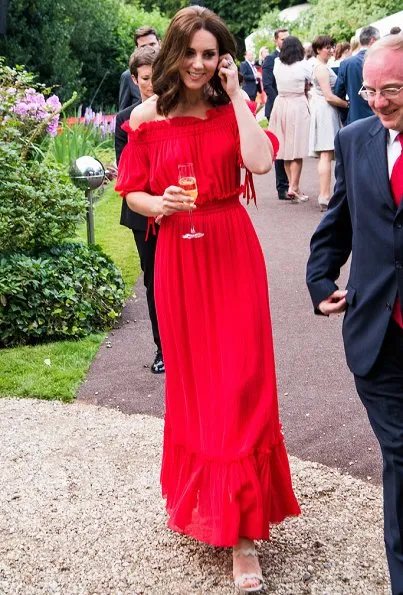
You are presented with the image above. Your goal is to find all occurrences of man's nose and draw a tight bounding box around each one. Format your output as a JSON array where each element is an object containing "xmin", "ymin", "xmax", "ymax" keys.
[{"xmin": 372, "ymin": 92, "xmax": 389, "ymax": 109}]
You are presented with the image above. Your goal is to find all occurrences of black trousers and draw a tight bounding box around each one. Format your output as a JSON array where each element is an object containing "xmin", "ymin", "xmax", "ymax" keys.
[
  {"xmin": 133, "ymin": 229, "xmax": 161, "ymax": 353},
  {"xmin": 354, "ymin": 320, "xmax": 403, "ymax": 595},
  {"xmin": 274, "ymin": 159, "xmax": 289, "ymax": 196}
]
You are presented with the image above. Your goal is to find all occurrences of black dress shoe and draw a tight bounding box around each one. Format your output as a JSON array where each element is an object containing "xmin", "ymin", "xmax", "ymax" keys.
[
  {"xmin": 151, "ymin": 350, "xmax": 165, "ymax": 374},
  {"xmin": 278, "ymin": 191, "xmax": 292, "ymax": 200}
]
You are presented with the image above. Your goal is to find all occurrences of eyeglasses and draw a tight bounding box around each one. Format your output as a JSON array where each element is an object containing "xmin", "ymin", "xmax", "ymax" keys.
[{"xmin": 358, "ymin": 85, "xmax": 403, "ymax": 101}]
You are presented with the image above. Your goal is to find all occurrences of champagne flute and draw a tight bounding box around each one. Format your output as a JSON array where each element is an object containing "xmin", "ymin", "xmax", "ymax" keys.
[{"xmin": 178, "ymin": 163, "xmax": 204, "ymax": 239}]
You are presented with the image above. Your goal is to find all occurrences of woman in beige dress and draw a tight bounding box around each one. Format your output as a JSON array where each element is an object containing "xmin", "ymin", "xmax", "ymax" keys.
[{"xmin": 269, "ymin": 36, "xmax": 311, "ymax": 202}]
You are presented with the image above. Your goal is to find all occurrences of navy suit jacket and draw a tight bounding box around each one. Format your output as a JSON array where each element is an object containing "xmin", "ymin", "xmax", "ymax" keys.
[
  {"xmin": 334, "ymin": 50, "xmax": 373, "ymax": 124},
  {"xmin": 262, "ymin": 49, "xmax": 279, "ymax": 119},
  {"xmin": 118, "ymin": 70, "xmax": 141, "ymax": 111},
  {"xmin": 240, "ymin": 61, "xmax": 258, "ymax": 99},
  {"xmin": 115, "ymin": 100, "xmax": 147, "ymax": 231},
  {"xmin": 307, "ymin": 116, "xmax": 403, "ymax": 377}
]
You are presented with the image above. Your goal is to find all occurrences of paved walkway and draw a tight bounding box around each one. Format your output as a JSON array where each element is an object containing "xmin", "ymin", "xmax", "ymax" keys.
[{"xmin": 78, "ymin": 157, "xmax": 381, "ymax": 484}]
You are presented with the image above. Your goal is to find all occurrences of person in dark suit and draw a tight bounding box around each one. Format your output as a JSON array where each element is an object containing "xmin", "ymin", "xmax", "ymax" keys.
[
  {"xmin": 239, "ymin": 50, "xmax": 260, "ymax": 100},
  {"xmin": 115, "ymin": 46, "xmax": 164, "ymax": 374},
  {"xmin": 118, "ymin": 25, "xmax": 161, "ymax": 111},
  {"xmin": 262, "ymin": 27, "xmax": 290, "ymax": 200},
  {"xmin": 334, "ymin": 25, "xmax": 379, "ymax": 124},
  {"xmin": 307, "ymin": 34, "xmax": 403, "ymax": 594}
]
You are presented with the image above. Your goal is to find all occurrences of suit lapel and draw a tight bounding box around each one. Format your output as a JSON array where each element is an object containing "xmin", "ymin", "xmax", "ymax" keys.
[{"xmin": 365, "ymin": 119, "xmax": 396, "ymax": 212}]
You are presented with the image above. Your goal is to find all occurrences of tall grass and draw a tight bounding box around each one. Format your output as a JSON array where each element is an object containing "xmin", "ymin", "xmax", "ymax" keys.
[{"xmin": 48, "ymin": 122, "xmax": 114, "ymax": 167}]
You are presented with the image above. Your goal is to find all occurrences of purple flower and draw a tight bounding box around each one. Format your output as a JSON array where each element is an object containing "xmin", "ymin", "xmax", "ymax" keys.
[
  {"xmin": 10, "ymin": 88, "xmax": 61, "ymax": 136},
  {"xmin": 46, "ymin": 94, "xmax": 61, "ymax": 111}
]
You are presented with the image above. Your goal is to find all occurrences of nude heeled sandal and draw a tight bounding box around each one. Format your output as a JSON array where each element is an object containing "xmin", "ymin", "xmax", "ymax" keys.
[{"xmin": 233, "ymin": 547, "xmax": 264, "ymax": 593}]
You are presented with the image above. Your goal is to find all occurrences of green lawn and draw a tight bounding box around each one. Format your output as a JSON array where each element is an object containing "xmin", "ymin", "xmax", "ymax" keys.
[
  {"xmin": 0, "ymin": 335, "xmax": 104, "ymax": 402},
  {"xmin": 0, "ymin": 182, "xmax": 140, "ymax": 401}
]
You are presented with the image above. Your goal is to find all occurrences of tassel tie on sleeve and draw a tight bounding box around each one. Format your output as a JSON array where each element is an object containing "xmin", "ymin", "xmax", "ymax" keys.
[
  {"xmin": 242, "ymin": 169, "xmax": 257, "ymax": 206},
  {"xmin": 145, "ymin": 216, "xmax": 157, "ymax": 241}
]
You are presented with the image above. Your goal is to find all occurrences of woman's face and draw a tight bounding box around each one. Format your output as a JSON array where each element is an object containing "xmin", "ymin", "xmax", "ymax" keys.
[
  {"xmin": 179, "ymin": 28, "xmax": 220, "ymax": 90},
  {"xmin": 317, "ymin": 45, "xmax": 334, "ymax": 62}
]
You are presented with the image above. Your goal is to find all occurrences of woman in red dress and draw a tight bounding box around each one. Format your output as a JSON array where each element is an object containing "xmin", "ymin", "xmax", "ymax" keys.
[{"xmin": 116, "ymin": 6, "xmax": 300, "ymax": 592}]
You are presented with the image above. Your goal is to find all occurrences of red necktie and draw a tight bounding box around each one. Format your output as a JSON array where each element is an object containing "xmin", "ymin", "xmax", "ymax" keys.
[{"xmin": 391, "ymin": 132, "xmax": 403, "ymax": 328}]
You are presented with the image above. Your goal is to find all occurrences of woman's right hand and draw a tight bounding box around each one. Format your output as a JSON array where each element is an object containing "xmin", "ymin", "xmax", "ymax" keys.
[{"xmin": 160, "ymin": 186, "xmax": 196, "ymax": 216}]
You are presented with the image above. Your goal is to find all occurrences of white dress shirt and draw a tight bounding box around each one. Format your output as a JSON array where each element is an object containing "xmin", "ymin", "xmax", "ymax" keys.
[{"xmin": 388, "ymin": 129, "xmax": 402, "ymax": 178}]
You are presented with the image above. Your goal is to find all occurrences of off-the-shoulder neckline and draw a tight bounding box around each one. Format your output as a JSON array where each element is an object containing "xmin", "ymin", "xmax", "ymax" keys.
[{"xmin": 121, "ymin": 103, "xmax": 234, "ymax": 135}]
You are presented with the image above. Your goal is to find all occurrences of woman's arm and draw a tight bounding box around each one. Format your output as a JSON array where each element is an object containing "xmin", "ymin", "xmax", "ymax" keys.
[
  {"xmin": 315, "ymin": 64, "xmax": 348, "ymax": 109},
  {"xmin": 125, "ymin": 192, "xmax": 162, "ymax": 217},
  {"xmin": 218, "ymin": 55, "xmax": 273, "ymax": 175},
  {"xmin": 231, "ymin": 92, "xmax": 273, "ymax": 174},
  {"xmin": 126, "ymin": 188, "xmax": 194, "ymax": 218}
]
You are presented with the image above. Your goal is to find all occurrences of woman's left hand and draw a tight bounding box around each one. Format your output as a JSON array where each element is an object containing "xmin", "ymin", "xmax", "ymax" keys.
[{"xmin": 218, "ymin": 54, "xmax": 240, "ymax": 98}]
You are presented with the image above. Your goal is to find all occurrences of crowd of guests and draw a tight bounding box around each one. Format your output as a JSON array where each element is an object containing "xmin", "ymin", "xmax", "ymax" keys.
[{"xmin": 239, "ymin": 24, "xmax": 403, "ymax": 210}]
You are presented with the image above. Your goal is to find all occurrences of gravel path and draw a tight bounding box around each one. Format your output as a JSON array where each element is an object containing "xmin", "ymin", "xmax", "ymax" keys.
[{"xmin": 0, "ymin": 398, "xmax": 389, "ymax": 594}]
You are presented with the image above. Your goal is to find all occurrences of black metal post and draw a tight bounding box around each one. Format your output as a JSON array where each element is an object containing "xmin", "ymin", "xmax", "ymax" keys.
[{"xmin": 86, "ymin": 190, "xmax": 95, "ymax": 245}]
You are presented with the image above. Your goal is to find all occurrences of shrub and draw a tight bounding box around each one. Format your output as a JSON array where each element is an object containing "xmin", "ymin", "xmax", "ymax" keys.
[
  {"xmin": 0, "ymin": 61, "xmax": 86, "ymax": 254},
  {"xmin": 0, "ymin": 62, "xmax": 125, "ymax": 349},
  {"xmin": 0, "ymin": 141, "xmax": 87, "ymax": 254},
  {"xmin": 0, "ymin": 243, "xmax": 125, "ymax": 347}
]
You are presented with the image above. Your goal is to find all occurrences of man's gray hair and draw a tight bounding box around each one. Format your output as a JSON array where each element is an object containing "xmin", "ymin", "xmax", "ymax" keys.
[
  {"xmin": 359, "ymin": 26, "xmax": 380, "ymax": 46},
  {"xmin": 366, "ymin": 32, "xmax": 403, "ymax": 60}
]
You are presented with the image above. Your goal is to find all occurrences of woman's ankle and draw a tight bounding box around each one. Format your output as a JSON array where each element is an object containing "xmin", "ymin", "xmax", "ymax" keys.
[{"xmin": 233, "ymin": 537, "xmax": 255, "ymax": 551}]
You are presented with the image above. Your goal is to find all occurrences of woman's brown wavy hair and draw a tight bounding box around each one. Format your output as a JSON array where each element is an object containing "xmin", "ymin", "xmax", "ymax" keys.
[{"xmin": 152, "ymin": 5, "xmax": 237, "ymax": 116}]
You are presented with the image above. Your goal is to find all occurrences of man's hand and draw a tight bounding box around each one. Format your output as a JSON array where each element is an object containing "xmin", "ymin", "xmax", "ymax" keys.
[{"xmin": 318, "ymin": 289, "xmax": 348, "ymax": 315}]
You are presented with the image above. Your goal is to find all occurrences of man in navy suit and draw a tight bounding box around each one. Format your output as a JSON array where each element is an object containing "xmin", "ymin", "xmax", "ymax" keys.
[
  {"xmin": 240, "ymin": 50, "xmax": 260, "ymax": 100},
  {"xmin": 307, "ymin": 34, "xmax": 403, "ymax": 594},
  {"xmin": 262, "ymin": 28, "xmax": 290, "ymax": 200},
  {"xmin": 115, "ymin": 46, "xmax": 164, "ymax": 374},
  {"xmin": 334, "ymin": 25, "xmax": 379, "ymax": 124},
  {"xmin": 118, "ymin": 26, "xmax": 160, "ymax": 111}
]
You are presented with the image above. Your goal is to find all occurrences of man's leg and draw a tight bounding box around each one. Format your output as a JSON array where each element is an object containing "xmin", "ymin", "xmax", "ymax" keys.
[
  {"xmin": 354, "ymin": 321, "xmax": 403, "ymax": 595},
  {"xmin": 275, "ymin": 159, "xmax": 290, "ymax": 200},
  {"xmin": 133, "ymin": 229, "xmax": 164, "ymax": 373}
]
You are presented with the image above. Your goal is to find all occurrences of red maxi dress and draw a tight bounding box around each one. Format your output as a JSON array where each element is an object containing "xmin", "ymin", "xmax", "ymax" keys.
[{"xmin": 116, "ymin": 102, "xmax": 300, "ymax": 547}]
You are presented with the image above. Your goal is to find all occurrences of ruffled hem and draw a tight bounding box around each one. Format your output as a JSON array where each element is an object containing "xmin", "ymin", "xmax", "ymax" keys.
[{"xmin": 160, "ymin": 427, "xmax": 300, "ymax": 547}]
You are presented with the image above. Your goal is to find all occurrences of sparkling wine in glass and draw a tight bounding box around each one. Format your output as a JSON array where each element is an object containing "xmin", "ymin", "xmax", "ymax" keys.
[{"xmin": 178, "ymin": 163, "xmax": 204, "ymax": 239}]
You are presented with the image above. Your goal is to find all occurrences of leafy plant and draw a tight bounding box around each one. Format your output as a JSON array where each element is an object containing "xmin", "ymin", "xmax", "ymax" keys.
[
  {"xmin": 0, "ymin": 243, "xmax": 125, "ymax": 347},
  {"xmin": 0, "ymin": 141, "xmax": 86, "ymax": 254},
  {"xmin": 0, "ymin": 61, "xmax": 124, "ymax": 351},
  {"xmin": 47, "ymin": 122, "xmax": 114, "ymax": 167}
]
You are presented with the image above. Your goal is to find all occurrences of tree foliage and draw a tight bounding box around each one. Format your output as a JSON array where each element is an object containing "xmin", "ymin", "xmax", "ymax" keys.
[
  {"xmin": 0, "ymin": 0, "xmax": 169, "ymax": 109},
  {"xmin": 305, "ymin": 0, "xmax": 402, "ymax": 40},
  {"xmin": 257, "ymin": 0, "xmax": 403, "ymax": 45},
  {"xmin": 133, "ymin": 0, "xmax": 187, "ymax": 19}
]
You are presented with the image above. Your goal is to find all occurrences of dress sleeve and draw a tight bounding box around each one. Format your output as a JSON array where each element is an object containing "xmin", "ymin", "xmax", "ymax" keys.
[{"xmin": 115, "ymin": 122, "xmax": 151, "ymax": 197}]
